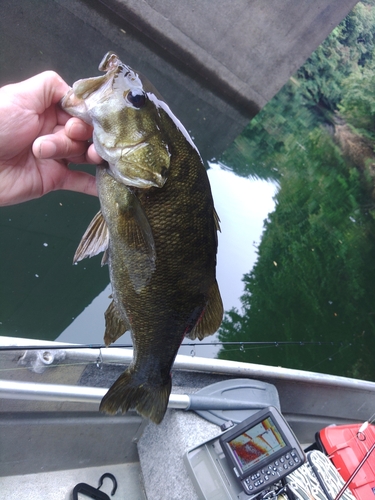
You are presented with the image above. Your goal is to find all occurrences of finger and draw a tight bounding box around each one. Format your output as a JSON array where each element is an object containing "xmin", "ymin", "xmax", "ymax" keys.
[
  {"xmin": 56, "ymin": 107, "xmax": 73, "ymax": 127},
  {"xmin": 33, "ymin": 130, "xmax": 90, "ymax": 160},
  {"xmin": 32, "ymin": 137, "xmax": 57, "ymax": 158},
  {"xmin": 65, "ymin": 117, "xmax": 93, "ymax": 141},
  {"xmin": 59, "ymin": 169, "xmax": 98, "ymax": 197},
  {"xmin": 19, "ymin": 71, "xmax": 70, "ymax": 112},
  {"xmin": 86, "ymin": 143, "xmax": 103, "ymax": 165},
  {"xmin": 64, "ymin": 143, "xmax": 103, "ymax": 166}
]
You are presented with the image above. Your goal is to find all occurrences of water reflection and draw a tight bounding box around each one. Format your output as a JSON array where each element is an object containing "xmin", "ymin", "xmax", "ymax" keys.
[
  {"xmin": 218, "ymin": 128, "xmax": 375, "ymax": 381},
  {"xmin": 3, "ymin": 0, "xmax": 374, "ymax": 381},
  {"xmin": 215, "ymin": 0, "xmax": 375, "ymax": 381},
  {"xmin": 207, "ymin": 164, "xmax": 278, "ymax": 313}
]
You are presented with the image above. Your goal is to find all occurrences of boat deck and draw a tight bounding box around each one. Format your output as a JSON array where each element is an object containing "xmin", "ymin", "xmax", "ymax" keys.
[
  {"xmin": 1, "ymin": 463, "xmax": 145, "ymax": 500},
  {"xmin": 2, "ymin": 337, "xmax": 375, "ymax": 499}
]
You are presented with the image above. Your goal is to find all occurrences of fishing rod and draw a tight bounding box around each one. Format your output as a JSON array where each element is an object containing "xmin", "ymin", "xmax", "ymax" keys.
[{"xmin": 0, "ymin": 340, "xmax": 347, "ymax": 351}]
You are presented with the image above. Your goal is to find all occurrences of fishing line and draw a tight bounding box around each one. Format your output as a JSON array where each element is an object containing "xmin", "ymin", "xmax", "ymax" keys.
[
  {"xmin": 306, "ymin": 342, "xmax": 353, "ymax": 372},
  {"xmin": 0, "ymin": 339, "xmax": 357, "ymax": 377},
  {"xmin": 185, "ymin": 340, "xmax": 348, "ymax": 357},
  {"xmin": 0, "ymin": 340, "xmax": 344, "ymax": 352},
  {"xmin": 0, "ymin": 340, "xmax": 351, "ymax": 375},
  {"xmin": 210, "ymin": 340, "xmax": 353, "ymax": 370},
  {"xmin": 215, "ymin": 343, "xmax": 286, "ymax": 355}
]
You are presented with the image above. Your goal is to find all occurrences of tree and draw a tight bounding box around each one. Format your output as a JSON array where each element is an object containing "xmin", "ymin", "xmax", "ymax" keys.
[{"xmin": 339, "ymin": 63, "xmax": 375, "ymax": 135}]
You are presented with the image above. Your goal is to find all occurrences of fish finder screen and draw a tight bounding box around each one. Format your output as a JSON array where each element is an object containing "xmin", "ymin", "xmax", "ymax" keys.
[{"xmin": 227, "ymin": 416, "xmax": 287, "ymax": 473}]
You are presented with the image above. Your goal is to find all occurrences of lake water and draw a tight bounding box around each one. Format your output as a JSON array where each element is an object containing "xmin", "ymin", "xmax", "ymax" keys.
[
  {"xmin": 0, "ymin": 0, "xmax": 247, "ymax": 347},
  {"xmin": 2, "ymin": 0, "xmax": 374, "ymax": 381}
]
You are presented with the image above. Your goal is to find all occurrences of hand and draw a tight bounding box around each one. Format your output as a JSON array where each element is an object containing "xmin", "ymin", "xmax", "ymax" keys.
[{"xmin": 0, "ymin": 71, "xmax": 102, "ymax": 206}]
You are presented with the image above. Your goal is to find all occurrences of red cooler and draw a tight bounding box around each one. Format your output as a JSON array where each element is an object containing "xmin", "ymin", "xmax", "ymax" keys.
[{"xmin": 317, "ymin": 423, "xmax": 375, "ymax": 500}]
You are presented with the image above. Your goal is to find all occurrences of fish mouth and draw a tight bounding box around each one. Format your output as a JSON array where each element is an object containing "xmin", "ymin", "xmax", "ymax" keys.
[
  {"xmin": 98, "ymin": 52, "xmax": 124, "ymax": 87},
  {"xmin": 98, "ymin": 52, "xmax": 122, "ymax": 72},
  {"xmin": 60, "ymin": 87, "xmax": 82, "ymax": 110},
  {"xmin": 61, "ymin": 52, "xmax": 140, "ymax": 108},
  {"xmin": 98, "ymin": 52, "xmax": 141, "ymax": 96},
  {"xmin": 66, "ymin": 53, "xmax": 135, "ymax": 106}
]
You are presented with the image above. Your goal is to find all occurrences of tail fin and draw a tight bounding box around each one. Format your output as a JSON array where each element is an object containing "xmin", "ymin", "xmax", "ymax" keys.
[{"xmin": 99, "ymin": 367, "xmax": 172, "ymax": 424}]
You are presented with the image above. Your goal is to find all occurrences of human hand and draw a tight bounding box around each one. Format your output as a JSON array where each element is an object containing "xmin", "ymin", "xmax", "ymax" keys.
[{"xmin": 0, "ymin": 71, "xmax": 102, "ymax": 206}]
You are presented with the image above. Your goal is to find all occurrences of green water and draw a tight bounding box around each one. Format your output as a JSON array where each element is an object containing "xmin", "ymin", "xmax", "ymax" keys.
[
  {"xmin": 0, "ymin": 0, "xmax": 245, "ymax": 343},
  {"xmin": 2, "ymin": 0, "xmax": 375, "ymax": 384}
]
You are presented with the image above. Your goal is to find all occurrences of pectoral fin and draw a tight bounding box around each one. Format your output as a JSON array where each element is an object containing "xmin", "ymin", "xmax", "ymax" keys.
[
  {"xmin": 104, "ymin": 300, "xmax": 131, "ymax": 346},
  {"xmin": 73, "ymin": 211, "xmax": 109, "ymax": 264},
  {"xmin": 186, "ymin": 281, "xmax": 223, "ymax": 340},
  {"xmin": 73, "ymin": 189, "xmax": 155, "ymax": 292}
]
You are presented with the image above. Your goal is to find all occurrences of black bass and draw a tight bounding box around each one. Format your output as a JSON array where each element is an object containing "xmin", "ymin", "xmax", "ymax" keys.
[{"xmin": 61, "ymin": 52, "xmax": 223, "ymax": 424}]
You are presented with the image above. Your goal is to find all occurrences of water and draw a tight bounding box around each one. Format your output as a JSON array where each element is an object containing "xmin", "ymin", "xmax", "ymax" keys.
[
  {"xmin": 1, "ymin": 0, "xmax": 374, "ymax": 382},
  {"xmin": 217, "ymin": 127, "xmax": 375, "ymax": 381},
  {"xmin": 0, "ymin": 0, "xmax": 246, "ymax": 344}
]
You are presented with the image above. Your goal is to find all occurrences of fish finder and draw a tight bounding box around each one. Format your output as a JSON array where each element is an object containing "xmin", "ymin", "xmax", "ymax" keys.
[{"xmin": 220, "ymin": 406, "xmax": 305, "ymax": 495}]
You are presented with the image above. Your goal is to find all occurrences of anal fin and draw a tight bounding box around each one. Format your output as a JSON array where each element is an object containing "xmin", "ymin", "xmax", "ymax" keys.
[
  {"xmin": 186, "ymin": 280, "xmax": 223, "ymax": 340},
  {"xmin": 104, "ymin": 300, "xmax": 131, "ymax": 346}
]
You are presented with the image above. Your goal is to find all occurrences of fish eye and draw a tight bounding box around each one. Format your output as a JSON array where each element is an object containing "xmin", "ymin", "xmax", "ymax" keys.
[{"xmin": 126, "ymin": 90, "xmax": 146, "ymax": 109}]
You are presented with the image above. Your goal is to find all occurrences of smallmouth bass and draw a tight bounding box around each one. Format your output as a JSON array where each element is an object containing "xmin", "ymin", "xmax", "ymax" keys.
[{"xmin": 61, "ymin": 52, "xmax": 223, "ymax": 424}]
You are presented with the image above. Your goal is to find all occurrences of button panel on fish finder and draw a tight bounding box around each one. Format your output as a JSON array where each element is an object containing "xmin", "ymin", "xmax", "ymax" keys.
[
  {"xmin": 241, "ymin": 449, "xmax": 302, "ymax": 494},
  {"xmin": 219, "ymin": 406, "xmax": 305, "ymax": 497}
]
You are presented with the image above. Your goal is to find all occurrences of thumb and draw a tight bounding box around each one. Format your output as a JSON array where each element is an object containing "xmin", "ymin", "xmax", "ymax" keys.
[
  {"xmin": 33, "ymin": 129, "xmax": 87, "ymax": 160},
  {"xmin": 17, "ymin": 71, "xmax": 70, "ymax": 113}
]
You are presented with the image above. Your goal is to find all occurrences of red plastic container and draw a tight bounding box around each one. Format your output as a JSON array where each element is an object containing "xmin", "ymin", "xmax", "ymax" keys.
[{"xmin": 318, "ymin": 423, "xmax": 375, "ymax": 500}]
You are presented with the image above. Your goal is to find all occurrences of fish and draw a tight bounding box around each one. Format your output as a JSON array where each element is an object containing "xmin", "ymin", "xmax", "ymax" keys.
[{"xmin": 61, "ymin": 52, "xmax": 223, "ymax": 424}]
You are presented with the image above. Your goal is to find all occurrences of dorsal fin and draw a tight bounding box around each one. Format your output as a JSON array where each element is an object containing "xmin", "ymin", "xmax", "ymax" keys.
[{"xmin": 213, "ymin": 207, "xmax": 221, "ymax": 233}]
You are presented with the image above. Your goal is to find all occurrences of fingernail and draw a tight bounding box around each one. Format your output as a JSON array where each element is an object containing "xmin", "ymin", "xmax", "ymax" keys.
[
  {"xmin": 39, "ymin": 140, "xmax": 57, "ymax": 158},
  {"xmin": 69, "ymin": 121, "xmax": 87, "ymax": 136}
]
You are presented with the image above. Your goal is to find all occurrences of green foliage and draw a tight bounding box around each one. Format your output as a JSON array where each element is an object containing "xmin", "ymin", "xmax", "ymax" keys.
[
  {"xmin": 296, "ymin": 28, "xmax": 349, "ymax": 110},
  {"xmin": 339, "ymin": 64, "xmax": 375, "ymax": 134},
  {"xmin": 339, "ymin": 2, "xmax": 375, "ymax": 67},
  {"xmin": 217, "ymin": 1, "xmax": 375, "ymax": 380},
  {"xmin": 220, "ymin": 80, "xmax": 322, "ymax": 181},
  {"xmin": 221, "ymin": 1, "xmax": 375, "ymax": 181},
  {"xmin": 296, "ymin": 1, "xmax": 375, "ymax": 108}
]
